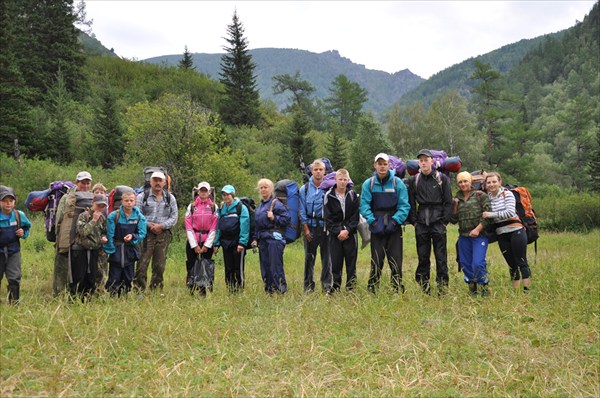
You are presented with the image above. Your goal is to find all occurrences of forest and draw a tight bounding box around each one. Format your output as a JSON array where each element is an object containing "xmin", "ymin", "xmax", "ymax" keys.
[{"xmin": 1, "ymin": 0, "xmax": 598, "ymax": 230}]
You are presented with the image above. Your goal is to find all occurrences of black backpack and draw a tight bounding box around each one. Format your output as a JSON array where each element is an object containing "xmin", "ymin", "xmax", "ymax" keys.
[{"xmin": 235, "ymin": 197, "xmax": 256, "ymax": 249}]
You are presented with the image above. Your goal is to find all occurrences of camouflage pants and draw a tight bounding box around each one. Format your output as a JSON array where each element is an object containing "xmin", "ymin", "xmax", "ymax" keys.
[
  {"xmin": 53, "ymin": 252, "xmax": 69, "ymax": 296},
  {"xmin": 134, "ymin": 230, "xmax": 172, "ymax": 291},
  {"xmin": 95, "ymin": 250, "xmax": 108, "ymax": 290}
]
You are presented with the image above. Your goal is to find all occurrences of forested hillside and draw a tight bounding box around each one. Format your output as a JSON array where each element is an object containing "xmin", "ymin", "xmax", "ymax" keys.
[{"xmin": 1, "ymin": 0, "xmax": 598, "ymax": 224}]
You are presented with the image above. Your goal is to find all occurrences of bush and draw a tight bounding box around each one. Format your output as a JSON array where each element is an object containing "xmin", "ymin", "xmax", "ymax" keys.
[{"xmin": 535, "ymin": 192, "xmax": 600, "ymax": 231}]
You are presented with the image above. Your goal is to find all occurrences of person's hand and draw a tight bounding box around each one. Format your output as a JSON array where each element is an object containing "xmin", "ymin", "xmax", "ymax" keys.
[
  {"xmin": 304, "ymin": 225, "xmax": 313, "ymax": 242},
  {"xmin": 469, "ymin": 229, "xmax": 480, "ymax": 238},
  {"xmin": 251, "ymin": 240, "xmax": 258, "ymax": 248},
  {"xmin": 92, "ymin": 210, "xmax": 103, "ymax": 222},
  {"xmin": 100, "ymin": 236, "xmax": 108, "ymax": 244},
  {"xmin": 482, "ymin": 212, "xmax": 491, "ymax": 219},
  {"xmin": 194, "ymin": 246, "xmax": 202, "ymax": 254},
  {"xmin": 123, "ymin": 234, "xmax": 133, "ymax": 243},
  {"xmin": 213, "ymin": 246, "xmax": 220, "ymax": 254},
  {"xmin": 267, "ymin": 211, "xmax": 274, "ymax": 221},
  {"xmin": 15, "ymin": 228, "xmax": 24, "ymax": 238},
  {"xmin": 338, "ymin": 230, "xmax": 349, "ymax": 241},
  {"xmin": 237, "ymin": 245, "xmax": 245, "ymax": 253}
]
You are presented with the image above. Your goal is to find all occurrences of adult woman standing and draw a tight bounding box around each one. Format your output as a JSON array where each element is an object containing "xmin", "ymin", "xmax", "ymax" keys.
[
  {"xmin": 450, "ymin": 172, "xmax": 492, "ymax": 296},
  {"xmin": 483, "ymin": 172, "xmax": 531, "ymax": 292},
  {"xmin": 252, "ymin": 179, "xmax": 290, "ymax": 294},
  {"xmin": 184, "ymin": 182, "xmax": 218, "ymax": 296}
]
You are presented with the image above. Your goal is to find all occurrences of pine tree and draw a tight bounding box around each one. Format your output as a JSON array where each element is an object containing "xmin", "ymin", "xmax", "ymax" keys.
[
  {"xmin": 90, "ymin": 89, "xmax": 125, "ymax": 168},
  {"xmin": 219, "ymin": 11, "xmax": 261, "ymax": 127},
  {"xmin": 324, "ymin": 74, "xmax": 368, "ymax": 139},
  {"xmin": 325, "ymin": 125, "xmax": 348, "ymax": 169},
  {"xmin": 178, "ymin": 45, "xmax": 195, "ymax": 70},
  {"xmin": 289, "ymin": 109, "xmax": 315, "ymax": 173}
]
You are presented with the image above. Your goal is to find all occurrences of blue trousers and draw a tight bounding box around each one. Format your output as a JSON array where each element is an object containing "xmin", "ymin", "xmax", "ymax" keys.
[
  {"xmin": 106, "ymin": 261, "xmax": 135, "ymax": 296},
  {"xmin": 259, "ymin": 238, "xmax": 286, "ymax": 294},
  {"xmin": 458, "ymin": 235, "xmax": 489, "ymax": 285}
]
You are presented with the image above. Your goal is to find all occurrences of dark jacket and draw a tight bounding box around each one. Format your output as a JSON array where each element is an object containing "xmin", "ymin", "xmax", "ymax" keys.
[
  {"xmin": 408, "ymin": 170, "xmax": 453, "ymax": 225},
  {"xmin": 324, "ymin": 185, "xmax": 360, "ymax": 236}
]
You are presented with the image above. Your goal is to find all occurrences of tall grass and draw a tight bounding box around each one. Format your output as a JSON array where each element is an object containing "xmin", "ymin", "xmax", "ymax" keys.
[{"xmin": 1, "ymin": 214, "xmax": 598, "ymax": 397}]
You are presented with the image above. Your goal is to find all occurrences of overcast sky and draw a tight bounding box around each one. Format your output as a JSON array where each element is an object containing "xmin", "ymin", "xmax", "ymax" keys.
[{"xmin": 83, "ymin": 1, "xmax": 595, "ymax": 79}]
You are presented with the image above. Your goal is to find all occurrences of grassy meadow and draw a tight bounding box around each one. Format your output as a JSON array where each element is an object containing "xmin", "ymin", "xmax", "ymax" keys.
[{"xmin": 1, "ymin": 214, "xmax": 598, "ymax": 397}]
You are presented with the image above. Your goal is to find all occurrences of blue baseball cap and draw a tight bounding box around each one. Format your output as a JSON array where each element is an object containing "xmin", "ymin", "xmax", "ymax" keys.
[{"xmin": 221, "ymin": 185, "xmax": 236, "ymax": 195}]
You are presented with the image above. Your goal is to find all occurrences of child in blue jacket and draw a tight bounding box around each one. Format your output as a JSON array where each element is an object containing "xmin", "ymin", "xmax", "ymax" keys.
[{"xmin": 0, "ymin": 186, "xmax": 32, "ymax": 304}]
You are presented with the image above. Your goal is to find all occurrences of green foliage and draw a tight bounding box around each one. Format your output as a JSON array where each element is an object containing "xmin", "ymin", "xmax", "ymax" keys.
[
  {"xmin": 88, "ymin": 89, "xmax": 125, "ymax": 168},
  {"xmin": 178, "ymin": 45, "xmax": 195, "ymax": 70},
  {"xmin": 324, "ymin": 127, "xmax": 348, "ymax": 170},
  {"xmin": 324, "ymin": 74, "xmax": 368, "ymax": 139},
  {"xmin": 218, "ymin": 11, "xmax": 261, "ymax": 127},
  {"xmin": 535, "ymin": 192, "xmax": 600, "ymax": 231},
  {"xmin": 288, "ymin": 109, "xmax": 315, "ymax": 174}
]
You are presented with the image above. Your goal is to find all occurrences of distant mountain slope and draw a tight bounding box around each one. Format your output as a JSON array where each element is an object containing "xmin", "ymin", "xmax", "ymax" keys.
[
  {"xmin": 144, "ymin": 48, "xmax": 424, "ymax": 114},
  {"xmin": 399, "ymin": 31, "xmax": 566, "ymax": 107},
  {"xmin": 78, "ymin": 31, "xmax": 118, "ymax": 57}
]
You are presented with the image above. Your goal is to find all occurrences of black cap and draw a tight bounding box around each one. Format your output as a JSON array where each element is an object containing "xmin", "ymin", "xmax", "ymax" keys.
[
  {"xmin": 0, "ymin": 185, "xmax": 16, "ymax": 201},
  {"xmin": 417, "ymin": 149, "xmax": 433, "ymax": 158}
]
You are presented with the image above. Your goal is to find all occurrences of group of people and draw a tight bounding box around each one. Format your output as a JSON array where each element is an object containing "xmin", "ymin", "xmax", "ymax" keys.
[{"xmin": 0, "ymin": 149, "xmax": 532, "ymax": 303}]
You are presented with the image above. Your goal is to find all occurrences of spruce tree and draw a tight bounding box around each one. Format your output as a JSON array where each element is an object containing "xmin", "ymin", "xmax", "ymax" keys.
[
  {"xmin": 91, "ymin": 89, "xmax": 125, "ymax": 168},
  {"xmin": 289, "ymin": 109, "xmax": 315, "ymax": 173},
  {"xmin": 178, "ymin": 45, "xmax": 195, "ymax": 70},
  {"xmin": 219, "ymin": 11, "xmax": 261, "ymax": 127},
  {"xmin": 324, "ymin": 74, "xmax": 368, "ymax": 139}
]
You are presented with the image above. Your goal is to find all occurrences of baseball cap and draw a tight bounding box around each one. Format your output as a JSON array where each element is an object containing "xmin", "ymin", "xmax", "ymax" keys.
[
  {"xmin": 0, "ymin": 185, "xmax": 16, "ymax": 201},
  {"xmin": 93, "ymin": 194, "xmax": 108, "ymax": 206},
  {"xmin": 150, "ymin": 171, "xmax": 166, "ymax": 180},
  {"xmin": 196, "ymin": 182, "xmax": 210, "ymax": 191},
  {"xmin": 221, "ymin": 185, "xmax": 236, "ymax": 195},
  {"xmin": 417, "ymin": 149, "xmax": 433, "ymax": 158},
  {"xmin": 374, "ymin": 153, "xmax": 389, "ymax": 162},
  {"xmin": 76, "ymin": 171, "xmax": 93, "ymax": 181}
]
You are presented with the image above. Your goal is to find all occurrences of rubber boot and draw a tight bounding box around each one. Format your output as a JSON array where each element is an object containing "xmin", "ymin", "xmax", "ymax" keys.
[
  {"xmin": 468, "ymin": 282, "xmax": 477, "ymax": 296},
  {"xmin": 7, "ymin": 282, "xmax": 20, "ymax": 304}
]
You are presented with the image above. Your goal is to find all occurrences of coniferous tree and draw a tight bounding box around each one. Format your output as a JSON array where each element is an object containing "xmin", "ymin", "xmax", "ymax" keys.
[
  {"xmin": 324, "ymin": 74, "xmax": 368, "ymax": 139},
  {"xmin": 219, "ymin": 11, "xmax": 261, "ymax": 127},
  {"xmin": 325, "ymin": 127, "xmax": 348, "ymax": 169},
  {"xmin": 178, "ymin": 45, "xmax": 195, "ymax": 70},
  {"xmin": 289, "ymin": 109, "xmax": 315, "ymax": 173},
  {"xmin": 43, "ymin": 68, "xmax": 73, "ymax": 163},
  {"xmin": 90, "ymin": 89, "xmax": 125, "ymax": 168}
]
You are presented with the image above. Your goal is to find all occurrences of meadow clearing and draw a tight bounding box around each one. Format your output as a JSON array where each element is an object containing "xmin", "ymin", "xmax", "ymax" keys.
[{"xmin": 1, "ymin": 215, "xmax": 598, "ymax": 397}]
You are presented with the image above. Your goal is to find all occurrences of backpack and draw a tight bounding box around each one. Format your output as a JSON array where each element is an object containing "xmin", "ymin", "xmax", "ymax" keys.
[
  {"xmin": 235, "ymin": 197, "xmax": 256, "ymax": 249},
  {"xmin": 26, "ymin": 181, "xmax": 75, "ymax": 242},
  {"xmin": 303, "ymin": 158, "xmax": 334, "ymax": 183},
  {"xmin": 505, "ymin": 184, "xmax": 539, "ymax": 246},
  {"xmin": 56, "ymin": 191, "xmax": 94, "ymax": 253},
  {"xmin": 470, "ymin": 170, "xmax": 487, "ymax": 192},
  {"xmin": 141, "ymin": 166, "xmax": 172, "ymax": 207},
  {"xmin": 407, "ymin": 150, "xmax": 462, "ymax": 176},
  {"xmin": 272, "ymin": 179, "xmax": 301, "ymax": 243},
  {"xmin": 388, "ymin": 155, "xmax": 407, "ymax": 179}
]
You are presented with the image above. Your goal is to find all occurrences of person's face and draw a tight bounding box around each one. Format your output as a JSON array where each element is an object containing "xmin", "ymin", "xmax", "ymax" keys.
[
  {"xmin": 198, "ymin": 188, "xmax": 209, "ymax": 199},
  {"xmin": 93, "ymin": 202, "xmax": 107, "ymax": 212},
  {"xmin": 374, "ymin": 159, "xmax": 389, "ymax": 177},
  {"xmin": 458, "ymin": 178, "xmax": 472, "ymax": 193},
  {"xmin": 121, "ymin": 194, "xmax": 136, "ymax": 211},
  {"xmin": 418, "ymin": 156, "xmax": 434, "ymax": 174},
  {"xmin": 312, "ymin": 166, "xmax": 325, "ymax": 181},
  {"xmin": 1, "ymin": 197, "xmax": 16, "ymax": 214},
  {"xmin": 222, "ymin": 192, "xmax": 234, "ymax": 205},
  {"xmin": 151, "ymin": 177, "xmax": 165, "ymax": 192},
  {"xmin": 259, "ymin": 184, "xmax": 272, "ymax": 199},
  {"xmin": 486, "ymin": 176, "xmax": 501, "ymax": 194},
  {"xmin": 76, "ymin": 179, "xmax": 92, "ymax": 192},
  {"xmin": 93, "ymin": 188, "xmax": 106, "ymax": 195},
  {"xmin": 335, "ymin": 174, "xmax": 349, "ymax": 190}
]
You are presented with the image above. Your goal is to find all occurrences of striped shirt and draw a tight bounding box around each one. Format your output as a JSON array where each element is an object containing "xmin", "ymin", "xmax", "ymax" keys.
[
  {"xmin": 137, "ymin": 191, "xmax": 179, "ymax": 230},
  {"xmin": 488, "ymin": 187, "xmax": 521, "ymax": 235}
]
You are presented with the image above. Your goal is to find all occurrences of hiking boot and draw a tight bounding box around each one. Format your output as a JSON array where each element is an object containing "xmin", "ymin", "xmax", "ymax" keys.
[
  {"xmin": 468, "ymin": 282, "xmax": 478, "ymax": 296},
  {"xmin": 480, "ymin": 285, "xmax": 489, "ymax": 297}
]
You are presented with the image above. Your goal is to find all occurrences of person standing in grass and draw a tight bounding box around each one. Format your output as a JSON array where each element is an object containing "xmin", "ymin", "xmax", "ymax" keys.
[
  {"xmin": 214, "ymin": 185, "xmax": 250, "ymax": 294},
  {"xmin": 252, "ymin": 179, "xmax": 290, "ymax": 295},
  {"xmin": 359, "ymin": 153, "xmax": 410, "ymax": 294},
  {"xmin": 483, "ymin": 172, "xmax": 532, "ymax": 292},
  {"xmin": 324, "ymin": 169, "xmax": 360, "ymax": 292},
  {"xmin": 450, "ymin": 172, "xmax": 492, "ymax": 296},
  {"xmin": 92, "ymin": 183, "xmax": 109, "ymax": 292},
  {"xmin": 104, "ymin": 189, "xmax": 147, "ymax": 297},
  {"xmin": 0, "ymin": 186, "xmax": 32, "ymax": 304}
]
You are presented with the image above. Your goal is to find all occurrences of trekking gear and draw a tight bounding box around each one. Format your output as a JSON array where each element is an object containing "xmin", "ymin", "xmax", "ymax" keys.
[
  {"xmin": 305, "ymin": 158, "xmax": 334, "ymax": 177},
  {"xmin": 142, "ymin": 166, "xmax": 172, "ymax": 207},
  {"xmin": 56, "ymin": 191, "xmax": 94, "ymax": 253},
  {"xmin": 320, "ymin": 172, "xmax": 354, "ymax": 191},
  {"xmin": 271, "ymin": 179, "xmax": 300, "ymax": 243},
  {"xmin": 236, "ymin": 197, "xmax": 256, "ymax": 249},
  {"xmin": 505, "ymin": 184, "xmax": 539, "ymax": 246},
  {"xmin": 357, "ymin": 214, "xmax": 370, "ymax": 250},
  {"xmin": 25, "ymin": 181, "xmax": 75, "ymax": 242},
  {"xmin": 108, "ymin": 185, "xmax": 134, "ymax": 213},
  {"xmin": 187, "ymin": 257, "xmax": 215, "ymax": 289},
  {"xmin": 388, "ymin": 155, "xmax": 407, "ymax": 179},
  {"xmin": 470, "ymin": 170, "xmax": 487, "ymax": 192},
  {"xmin": 407, "ymin": 150, "xmax": 462, "ymax": 176}
]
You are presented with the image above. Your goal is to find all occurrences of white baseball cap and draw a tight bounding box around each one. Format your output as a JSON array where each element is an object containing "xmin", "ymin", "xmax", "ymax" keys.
[
  {"xmin": 150, "ymin": 171, "xmax": 166, "ymax": 180},
  {"xmin": 374, "ymin": 153, "xmax": 389, "ymax": 162},
  {"xmin": 195, "ymin": 181, "xmax": 210, "ymax": 191},
  {"xmin": 76, "ymin": 171, "xmax": 92, "ymax": 181}
]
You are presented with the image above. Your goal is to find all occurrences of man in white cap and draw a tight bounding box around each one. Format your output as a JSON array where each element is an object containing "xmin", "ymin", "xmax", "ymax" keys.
[
  {"xmin": 359, "ymin": 153, "xmax": 410, "ymax": 294},
  {"xmin": 53, "ymin": 171, "xmax": 93, "ymax": 296},
  {"xmin": 134, "ymin": 170, "xmax": 178, "ymax": 293}
]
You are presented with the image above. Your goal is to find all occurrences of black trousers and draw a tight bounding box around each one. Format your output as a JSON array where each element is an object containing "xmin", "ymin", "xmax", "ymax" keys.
[
  {"xmin": 415, "ymin": 221, "xmax": 449, "ymax": 291},
  {"xmin": 222, "ymin": 246, "xmax": 245, "ymax": 293},
  {"xmin": 328, "ymin": 233, "xmax": 358, "ymax": 291},
  {"xmin": 368, "ymin": 229, "xmax": 403, "ymax": 292},
  {"xmin": 70, "ymin": 249, "xmax": 98, "ymax": 299},
  {"xmin": 497, "ymin": 228, "xmax": 530, "ymax": 280},
  {"xmin": 303, "ymin": 226, "xmax": 331, "ymax": 292}
]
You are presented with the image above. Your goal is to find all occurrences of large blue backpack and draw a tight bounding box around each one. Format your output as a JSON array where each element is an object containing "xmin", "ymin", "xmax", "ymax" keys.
[{"xmin": 272, "ymin": 179, "xmax": 300, "ymax": 243}]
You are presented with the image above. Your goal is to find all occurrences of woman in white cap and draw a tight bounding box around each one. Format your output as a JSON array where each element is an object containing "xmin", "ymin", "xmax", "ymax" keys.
[
  {"xmin": 450, "ymin": 172, "xmax": 492, "ymax": 296},
  {"xmin": 184, "ymin": 182, "xmax": 218, "ymax": 296}
]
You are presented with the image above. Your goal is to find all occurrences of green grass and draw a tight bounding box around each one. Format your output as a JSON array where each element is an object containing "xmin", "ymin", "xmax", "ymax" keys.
[{"xmin": 1, "ymin": 215, "xmax": 598, "ymax": 397}]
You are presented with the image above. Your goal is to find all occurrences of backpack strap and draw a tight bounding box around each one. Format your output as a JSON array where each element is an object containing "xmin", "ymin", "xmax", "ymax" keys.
[
  {"xmin": 14, "ymin": 210, "xmax": 21, "ymax": 230},
  {"xmin": 143, "ymin": 188, "xmax": 171, "ymax": 207}
]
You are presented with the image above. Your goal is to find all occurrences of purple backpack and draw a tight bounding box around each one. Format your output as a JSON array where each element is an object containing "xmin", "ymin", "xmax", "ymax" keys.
[
  {"xmin": 388, "ymin": 156, "xmax": 407, "ymax": 179},
  {"xmin": 320, "ymin": 171, "xmax": 354, "ymax": 191},
  {"xmin": 45, "ymin": 181, "xmax": 74, "ymax": 242}
]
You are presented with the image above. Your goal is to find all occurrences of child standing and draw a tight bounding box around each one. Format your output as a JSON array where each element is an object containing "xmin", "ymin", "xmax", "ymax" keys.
[
  {"xmin": 0, "ymin": 186, "xmax": 32, "ymax": 304},
  {"xmin": 70, "ymin": 194, "xmax": 108, "ymax": 301},
  {"xmin": 92, "ymin": 183, "xmax": 109, "ymax": 291},
  {"xmin": 103, "ymin": 189, "xmax": 146, "ymax": 296}
]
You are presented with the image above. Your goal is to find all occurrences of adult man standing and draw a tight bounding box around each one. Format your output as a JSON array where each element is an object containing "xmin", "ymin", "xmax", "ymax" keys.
[
  {"xmin": 407, "ymin": 149, "xmax": 453, "ymax": 295},
  {"xmin": 299, "ymin": 159, "xmax": 330, "ymax": 293},
  {"xmin": 359, "ymin": 153, "xmax": 410, "ymax": 293},
  {"xmin": 134, "ymin": 171, "xmax": 178, "ymax": 293},
  {"xmin": 53, "ymin": 171, "xmax": 93, "ymax": 296}
]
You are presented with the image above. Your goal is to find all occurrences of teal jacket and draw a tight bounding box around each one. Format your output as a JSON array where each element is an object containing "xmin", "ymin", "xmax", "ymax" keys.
[{"xmin": 359, "ymin": 170, "xmax": 410, "ymax": 226}]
